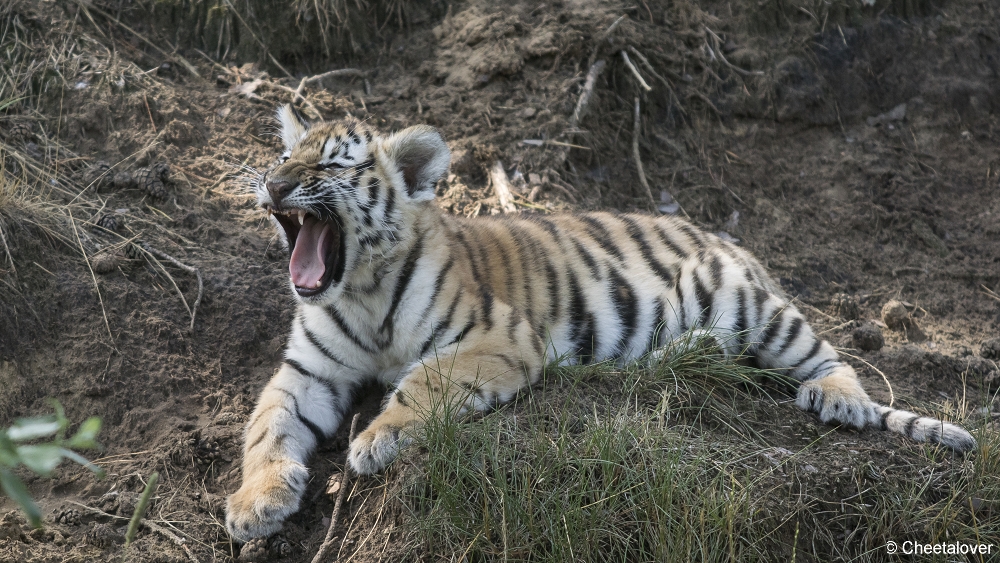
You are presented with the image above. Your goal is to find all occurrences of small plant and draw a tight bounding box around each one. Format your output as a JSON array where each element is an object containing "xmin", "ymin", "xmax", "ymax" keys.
[{"xmin": 0, "ymin": 400, "xmax": 104, "ymax": 527}]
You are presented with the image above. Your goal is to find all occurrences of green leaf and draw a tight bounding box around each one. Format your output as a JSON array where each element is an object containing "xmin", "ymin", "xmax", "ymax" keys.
[
  {"xmin": 59, "ymin": 448, "xmax": 105, "ymax": 479},
  {"xmin": 15, "ymin": 445, "xmax": 63, "ymax": 476},
  {"xmin": 7, "ymin": 418, "xmax": 61, "ymax": 442},
  {"xmin": 0, "ymin": 468, "xmax": 42, "ymax": 527},
  {"xmin": 67, "ymin": 417, "xmax": 102, "ymax": 449}
]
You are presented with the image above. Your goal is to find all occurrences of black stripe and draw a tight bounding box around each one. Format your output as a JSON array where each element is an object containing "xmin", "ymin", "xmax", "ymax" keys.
[
  {"xmin": 568, "ymin": 271, "xmax": 596, "ymax": 363},
  {"xmin": 621, "ymin": 216, "xmax": 675, "ymax": 285},
  {"xmin": 420, "ymin": 289, "xmax": 463, "ymax": 357},
  {"xmin": 790, "ymin": 338, "xmax": 824, "ymax": 374},
  {"xmin": 572, "ymin": 239, "xmax": 602, "ymax": 280},
  {"xmin": 675, "ymin": 275, "xmax": 688, "ymax": 331},
  {"xmin": 692, "ymin": 274, "xmax": 712, "ymax": 328},
  {"xmin": 326, "ymin": 305, "xmax": 378, "ymax": 354},
  {"xmin": 383, "ymin": 181, "xmax": 396, "ymax": 220},
  {"xmin": 653, "ymin": 225, "xmax": 689, "ymax": 259},
  {"xmin": 544, "ymin": 260, "xmax": 560, "ymax": 327},
  {"xmin": 492, "ymin": 353, "xmax": 519, "ymax": 370},
  {"xmin": 416, "ymin": 257, "xmax": 456, "ymax": 322},
  {"xmin": 446, "ymin": 317, "xmax": 478, "ymax": 348},
  {"xmin": 760, "ymin": 310, "xmax": 785, "ymax": 349},
  {"xmin": 493, "ymin": 234, "xmax": 518, "ymax": 303},
  {"xmin": 774, "ymin": 318, "xmax": 804, "ymax": 357},
  {"xmin": 284, "ymin": 358, "xmax": 342, "ymax": 401},
  {"xmin": 903, "ymin": 415, "xmax": 921, "ymax": 438},
  {"xmin": 378, "ymin": 231, "xmax": 426, "ymax": 340},
  {"xmin": 708, "ymin": 254, "xmax": 724, "ymax": 291},
  {"xmin": 677, "ymin": 223, "xmax": 705, "ymax": 250},
  {"xmin": 507, "ymin": 225, "xmax": 536, "ymax": 325},
  {"xmin": 481, "ymin": 291, "xmax": 495, "ymax": 331},
  {"xmin": 650, "ymin": 299, "xmax": 667, "ymax": 350},
  {"xmin": 608, "ymin": 268, "xmax": 639, "ymax": 356},
  {"xmin": 734, "ymin": 288, "xmax": 748, "ymax": 346},
  {"xmin": 453, "ymin": 230, "xmax": 484, "ymax": 286},
  {"xmin": 801, "ymin": 358, "xmax": 838, "ymax": 381},
  {"xmin": 301, "ymin": 321, "xmax": 353, "ymax": 370},
  {"xmin": 394, "ymin": 390, "xmax": 408, "ymax": 408},
  {"xmin": 880, "ymin": 408, "xmax": 893, "ymax": 430},
  {"xmin": 925, "ymin": 424, "xmax": 939, "ymax": 444},
  {"xmin": 273, "ymin": 387, "xmax": 326, "ymax": 445},
  {"xmin": 578, "ymin": 215, "xmax": 625, "ymax": 261}
]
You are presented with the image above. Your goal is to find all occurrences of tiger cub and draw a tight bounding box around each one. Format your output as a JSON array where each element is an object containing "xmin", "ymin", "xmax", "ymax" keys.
[{"xmin": 224, "ymin": 105, "xmax": 976, "ymax": 541}]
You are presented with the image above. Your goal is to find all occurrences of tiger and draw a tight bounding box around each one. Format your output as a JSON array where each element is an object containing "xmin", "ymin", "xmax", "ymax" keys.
[{"xmin": 224, "ymin": 104, "xmax": 977, "ymax": 542}]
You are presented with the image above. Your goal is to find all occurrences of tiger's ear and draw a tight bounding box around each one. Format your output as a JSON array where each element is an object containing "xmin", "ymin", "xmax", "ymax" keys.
[
  {"xmin": 276, "ymin": 104, "xmax": 310, "ymax": 151},
  {"xmin": 382, "ymin": 125, "xmax": 451, "ymax": 202}
]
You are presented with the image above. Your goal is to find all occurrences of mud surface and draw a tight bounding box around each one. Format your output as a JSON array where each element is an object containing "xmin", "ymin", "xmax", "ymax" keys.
[{"xmin": 1, "ymin": 0, "xmax": 998, "ymax": 561}]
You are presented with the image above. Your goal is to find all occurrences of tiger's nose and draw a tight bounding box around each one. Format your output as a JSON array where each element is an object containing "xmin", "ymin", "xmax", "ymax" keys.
[{"xmin": 266, "ymin": 180, "xmax": 297, "ymax": 204}]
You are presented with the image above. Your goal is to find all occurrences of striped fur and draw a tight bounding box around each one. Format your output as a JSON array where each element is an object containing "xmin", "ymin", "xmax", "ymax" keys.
[{"xmin": 224, "ymin": 106, "xmax": 977, "ymax": 542}]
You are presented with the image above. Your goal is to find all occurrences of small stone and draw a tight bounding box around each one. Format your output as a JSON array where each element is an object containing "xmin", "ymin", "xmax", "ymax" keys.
[
  {"xmin": 981, "ymin": 338, "xmax": 1000, "ymax": 360},
  {"xmin": 881, "ymin": 300, "xmax": 909, "ymax": 330},
  {"xmin": 326, "ymin": 474, "xmax": 342, "ymax": 496},
  {"xmin": 852, "ymin": 322, "xmax": 884, "ymax": 351}
]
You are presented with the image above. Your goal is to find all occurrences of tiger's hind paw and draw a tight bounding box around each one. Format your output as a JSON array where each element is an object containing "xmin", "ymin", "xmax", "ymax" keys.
[{"xmin": 796, "ymin": 372, "xmax": 877, "ymax": 429}]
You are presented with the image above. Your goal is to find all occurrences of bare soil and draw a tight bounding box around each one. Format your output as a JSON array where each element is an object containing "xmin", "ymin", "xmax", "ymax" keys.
[{"xmin": 1, "ymin": 0, "xmax": 998, "ymax": 561}]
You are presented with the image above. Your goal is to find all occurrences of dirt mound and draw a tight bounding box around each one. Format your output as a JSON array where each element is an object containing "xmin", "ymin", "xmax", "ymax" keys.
[{"xmin": 1, "ymin": 0, "xmax": 998, "ymax": 561}]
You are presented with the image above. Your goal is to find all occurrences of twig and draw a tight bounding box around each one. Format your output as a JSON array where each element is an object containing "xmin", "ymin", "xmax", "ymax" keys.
[
  {"xmin": 489, "ymin": 161, "xmax": 518, "ymax": 214},
  {"xmin": 588, "ymin": 14, "xmax": 626, "ymax": 68},
  {"xmin": 68, "ymin": 501, "xmax": 200, "ymax": 563},
  {"xmin": 311, "ymin": 414, "xmax": 361, "ymax": 563},
  {"xmin": 294, "ymin": 68, "xmax": 366, "ymax": 101},
  {"xmin": 704, "ymin": 26, "xmax": 764, "ymax": 77},
  {"xmin": 981, "ymin": 284, "xmax": 1000, "ymax": 303},
  {"xmin": 142, "ymin": 243, "xmax": 203, "ymax": 331},
  {"xmin": 221, "ymin": 0, "xmax": 293, "ymax": 79},
  {"xmin": 837, "ymin": 350, "xmax": 895, "ymax": 408},
  {"xmin": 142, "ymin": 94, "xmax": 157, "ymax": 134},
  {"xmin": 632, "ymin": 97, "xmax": 656, "ymax": 213},
  {"xmin": 0, "ymin": 224, "xmax": 16, "ymax": 274},
  {"xmin": 568, "ymin": 59, "xmax": 607, "ymax": 132},
  {"xmin": 627, "ymin": 46, "xmax": 685, "ymax": 115},
  {"xmin": 78, "ymin": 2, "xmax": 202, "ymax": 80},
  {"xmin": 620, "ymin": 50, "xmax": 652, "ymax": 91},
  {"xmin": 69, "ymin": 211, "xmax": 117, "ymax": 351}
]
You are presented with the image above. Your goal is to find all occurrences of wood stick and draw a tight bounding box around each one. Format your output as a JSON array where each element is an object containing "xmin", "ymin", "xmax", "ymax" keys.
[
  {"xmin": 620, "ymin": 50, "xmax": 651, "ymax": 91},
  {"xmin": 142, "ymin": 243, "xmax": 203, "ymax": 331},
  {"xmin": 568, "ymin": 59, "xmax": 607, "ymax": 132},
  {"xmin": 295, "ymin": 68, "xmax": 366, "ymax": 99},
  {"xmin": 489, "ymin": 161, "xmax": 518, "ymax": 214},
  {"xmin": 632, "ymin": 97, "xmax": 656, "ymax": 213},
  {"xmin": 311, "ymin": 414, "xmax": 361, "ymax": 563},
  {"xmin": 67, "ymin": 501, "xmax": 200, "ymax": 563}
]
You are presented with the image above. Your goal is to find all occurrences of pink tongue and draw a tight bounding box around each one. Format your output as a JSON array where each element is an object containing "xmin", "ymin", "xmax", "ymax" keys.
[{"xmin": 290, "ymin": 218, "xmax": 332, "ymax": 288}]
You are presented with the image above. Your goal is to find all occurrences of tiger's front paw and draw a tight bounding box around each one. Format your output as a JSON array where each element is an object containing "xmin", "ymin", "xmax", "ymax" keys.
[
  {"xmin": 796, "ymin": 372, "xmax": 876, "ymax": 429},
  {"xmin": 225, "ymin": 461, "xmax": 308, "ymax": 543},
  {"xmin": 347, "ymin": 422, "xmax": 412, "ymax": 475}
]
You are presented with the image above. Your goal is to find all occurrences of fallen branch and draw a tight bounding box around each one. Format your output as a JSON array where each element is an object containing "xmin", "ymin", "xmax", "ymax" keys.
[
  {"xmin": 67, "ymin": 500, "xmax": 200, "ymax": 563},
  {"xmin": 489, "ymin": 161, "xmax": 518, "ymax": 214},
  {"xmin": 627, "ymin": 46, "xmax": 685, "ymax": 115},
  {"xmin": 141, "ymin": 243, "xmax": 204, "ymax": 331},
  {"xmin": 620, "ymin": 51, "xmax": 651, "ymax": 91},
  {"xmin": 293, "ymin": 68, "xmax": 366, "ymax": 101},
  {"xmin": 704, "ymin": 26, "xmax": 764, "ymax": 77},
  {"xmin": 311, "ymin": 414, "xmax": 361, "ymax": 563},
  {"xmin": 569, "ymin": 59, "xmax": 607, "ymax": 133},
  {"xmin": 632, "ymin": 97, "xmax": 656, "ymax": 213}
]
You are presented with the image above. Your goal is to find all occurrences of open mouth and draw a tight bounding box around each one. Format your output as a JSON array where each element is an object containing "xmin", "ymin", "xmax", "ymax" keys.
[{"xmin": 268, "ymin": 208, "xmax": 346, "ymax": 297}]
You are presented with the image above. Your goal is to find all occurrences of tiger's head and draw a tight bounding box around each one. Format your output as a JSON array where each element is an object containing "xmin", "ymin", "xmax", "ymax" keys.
[{"xmin": 257, "ymin": 105, "xmax": 451, "ymax": 302}]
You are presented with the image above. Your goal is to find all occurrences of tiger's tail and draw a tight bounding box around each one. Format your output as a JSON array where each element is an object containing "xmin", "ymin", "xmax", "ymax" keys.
[{"xmin": 875, "ymin": 404, "xmax": 977, "ymax": 452}]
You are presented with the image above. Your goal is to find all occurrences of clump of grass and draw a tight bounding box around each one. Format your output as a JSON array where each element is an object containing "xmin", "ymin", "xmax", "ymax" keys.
[{"xmin": 387, "ymin": 333, "xmax": 999, "ymax": 561}]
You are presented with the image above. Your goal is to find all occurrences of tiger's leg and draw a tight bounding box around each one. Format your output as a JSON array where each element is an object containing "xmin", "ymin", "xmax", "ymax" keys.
[
  {"xmin": 225, "ymin": 361, "xmax": 353, "ymax": 542},
  {"xmin": 676, "ymin": 249, "xmax": 975, "ymax": 450},
  {"xmin": 348, "ymin": 308, "xmax": 544, "ymax": 474}
]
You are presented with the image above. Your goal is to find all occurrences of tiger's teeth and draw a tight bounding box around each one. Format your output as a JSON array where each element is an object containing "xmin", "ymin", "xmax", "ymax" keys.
[
  {"xmin": 314, "ymin": 280, "xmax": 321, "ymax": 288},
  {"xmin": 298, "ymin": 211, "xmax": 305, "ymax": 225}
]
